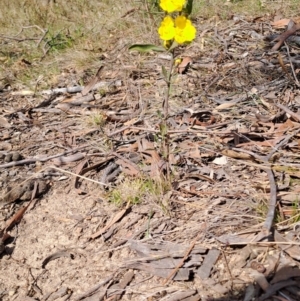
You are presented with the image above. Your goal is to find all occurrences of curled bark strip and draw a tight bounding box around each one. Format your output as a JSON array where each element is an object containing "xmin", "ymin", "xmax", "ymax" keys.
[
  {"xmin": 250, "ymin": 261, "xmax": 266, "ymax": 273},
  {"xmin": 272, "ymin": 23, "xmax": 300, "ymax": 51},
  {"xmin": 257, "ymin": 280, "xmax": 297, "ymax": 301},
  {"xmin": 51, "ymin": 152, "xmax": 86, "ymax": 166},
  {"xmin": 263, "ymin": 169, "xmax": 277, "ymax": 232},
  {"xmin": 0, "ymin": 145, "xmax": 88, "ymax": 168},
  {"xmin": 42, "ymin": 250, "xmax": 75, "ymax": 268},
  {"xmin": 106, "ymin": 107, "xmax": 142, "ymax": 123},
  {"xmin": 251, "ymin": 270, "xmax": 270, "ymax": 292},
  {"xmin": 74, "ymin": 156, "xmax": 114, "ymax": 188},
  {"xmin": 101, "ymin": 162, "xmax": 122, "ymax": 185}
]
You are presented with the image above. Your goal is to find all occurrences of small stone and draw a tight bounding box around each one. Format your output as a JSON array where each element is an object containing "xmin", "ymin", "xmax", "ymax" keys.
[
  {"xmin": 9, "ymin": 170, "xmax": 17, "ymax": 177},
  {"xmin": 4, "ymin": 153, "xmax": 12, "ymax": 162},
  {"xmin": 11, "ymin": 152, "xmax": 22, "ymax": 161},
  {"xmin": 8, "ymin": 289, "xmax": 16, "ymax": 296}
]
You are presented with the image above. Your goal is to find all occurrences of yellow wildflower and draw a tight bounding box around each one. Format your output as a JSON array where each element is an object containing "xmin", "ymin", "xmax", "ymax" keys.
[
  {"xmin": 158, "ymin": 15, "xmax": 196, "ymax": 45},
  {"xmin": 158, "ymin": 15, "xmax": 175, "ymax": 41},
  {"xmin": 174, "ymin": 15, "xmax": 196, "ymax": 44},
  {"xmin": 174, "ymin": 58, "xmax": 182, "ymax": 65},
  {"xmin": 159, "ymin": 0, "xmax": 186, "ymax": 13}
]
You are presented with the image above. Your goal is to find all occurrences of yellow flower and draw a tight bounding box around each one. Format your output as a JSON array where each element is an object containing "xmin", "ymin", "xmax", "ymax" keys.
[
  {"xmin": 158, "ymin": 15, "xmax": 196, "ymax": 45},
  {"xmin": 174, "ymin": 58, "xmax": 182, "ymax": 65},
  {"xmin": 174, "ymin": 15, "xmax": 196, "ymax": 44},
  {"xmin": 159, "ymin": 0, "xmax": 186, "ymax": 13},
  {"xmin": 158, "ymin": 15, "xmax": 175, "ymax": 41}
]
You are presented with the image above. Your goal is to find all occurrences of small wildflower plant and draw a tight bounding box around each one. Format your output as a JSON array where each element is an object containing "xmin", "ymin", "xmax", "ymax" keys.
[
  {"xmin": 130, "ymin": 0, "xmax": 196, "ymax": 52},
  {"xmin": 129, "ymin": 0, "xmax": 196, "ymax": 181}
]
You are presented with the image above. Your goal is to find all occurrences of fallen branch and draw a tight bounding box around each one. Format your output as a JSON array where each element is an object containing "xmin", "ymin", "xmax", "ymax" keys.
[
  {"xmin": 272, "ymin": 23, "xmax": 300, "ymax": 51},
  {"xmin": 10, "ymin": 80, "xmax": 122, "ymax": 96},
  {"xmin": 274, "ymin": 103, "xmax": 300, "ymax": 122},
  {"xmin": 41, "ymin": 80, "xmax": 122, "ymax": 95},
  {"xmin": 0, "ymin": 145, "xmax": 88, "ymax": 168}
]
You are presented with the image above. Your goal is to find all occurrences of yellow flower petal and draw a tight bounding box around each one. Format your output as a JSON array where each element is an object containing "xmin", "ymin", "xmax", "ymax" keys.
[
  {"xmin": 158, "ymin": 15, "xmax": 175, "ymax": 41},
  {"xmin": 174, "ymin": 15, "xmax": 187, "ymax": 28},
  {"xmin": 174, "ymin": 16, "xmax": 196, "ymax": 44},
  {"xmin": 159, "ymin": 0, "xmax": 186, "ymax": 13}
]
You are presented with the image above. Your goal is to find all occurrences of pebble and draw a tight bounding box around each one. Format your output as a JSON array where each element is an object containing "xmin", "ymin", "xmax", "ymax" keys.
[
  {"xmin": 11, "ymin": 152, "xmax": 22, "ymax": 161},
  {"xmin": 4, "ymin": 153, "xmax": 12, "ymax": 162},
  {"xmin": 9, "ymin": 170, "xmax": 17, "ymax": 177}
]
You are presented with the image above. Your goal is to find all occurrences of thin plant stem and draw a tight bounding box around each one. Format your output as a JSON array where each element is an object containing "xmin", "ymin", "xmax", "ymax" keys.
[{"xmin": 162, "ymin": 49, "xmax": 175, "ymax": 182}]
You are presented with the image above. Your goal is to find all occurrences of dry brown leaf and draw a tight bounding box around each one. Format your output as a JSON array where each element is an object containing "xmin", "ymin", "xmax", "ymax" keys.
[
  {"xmin": 222, "ymin": 62, "xmax": 236, "ymax": 70},
  {"xmin": 139, "ymin": 138, "xmax": 160, "ymax": 163},
  {"xmin": 221, "ymin": 149, "xmax": 254, "ymax": 160},
  {"xmin": 5, "ymin": 201, "xmax": 32, "ymax": 231},
  {"xmin": 237, "ymin": 137, "xmax": 283, "ymax": 148},
  {"xmin": 117, "ymin": 141, "xmax": 138, "ymax": 153},
  {"xmin": 274, "ymin": 230, "xmax": 300, "ymax": 260},
  {"xmin": 184, "ymin": 173, "xmax": 215, "ymax": 184},
  {"xmin": 90, "ymin": 206, "xmax": 130, "ymax": 239},
  {"xmin": 0, "ymin": 116, "xmax": 11, "ymax": 128},
  {"xmin": 215, "ymin": 102, "xmax": 237, "ymax": 110},
  {"xmin": 271, "ymin": 19, "xmax": 292, "ymax": 29},
  {"xmin": 176, "ymin": 56, "xmax": 193, "ymax": 74},
  {"xmin": 150, "ymin": 159, "xmax": 165, "ymax": 178},
  {"xmin": 81, "ymin": 65, "xmax": 104, "ymax": 96},
  {"xmin": 115, "ymin": 158, "xmax": 140, "ymax": 176},
  {"xmin": 212, "ymin": 156, "xmax": 228, "ymax": 165},
  {"xmin": 271, "ymin": 266, "xmax": 300, "ymax": 284},
  {"xmin": 74, "ymin": 159, "xmax": 88, "ymax": 194},
  {"xmin": 275, "ymin": 118, "xmax": 295, "ymax": 134},
  {"xmin": 124, "ymin": 117, "xmax": 139, "ymax": 126}
]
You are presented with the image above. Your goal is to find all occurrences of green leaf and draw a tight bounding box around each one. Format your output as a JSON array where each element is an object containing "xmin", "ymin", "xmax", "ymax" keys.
[
  {"xmin": 129, "ymin": 44, "xmax": 165, "ymax": 53},
  {"xmin": 161, "ymin": 65, "xmax": 168, "ymax": 81},
  {"xmin": 185, "ymin": 0, "xmax": 193, "ymax": 15},
  {"xmin": 168, "ymin": 40, "xmax": 178, "ymax": 52}
]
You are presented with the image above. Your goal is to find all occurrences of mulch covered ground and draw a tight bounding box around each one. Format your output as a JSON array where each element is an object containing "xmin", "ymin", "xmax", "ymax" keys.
[{"xmin": 1, "ymin": 14, "xmax": 300, "ymax": 301}]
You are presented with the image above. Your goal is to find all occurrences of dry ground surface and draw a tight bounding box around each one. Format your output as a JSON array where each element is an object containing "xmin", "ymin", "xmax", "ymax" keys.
[{"xmin": 2, "ymin": 0, "xmax": 300, "ymax": 300}]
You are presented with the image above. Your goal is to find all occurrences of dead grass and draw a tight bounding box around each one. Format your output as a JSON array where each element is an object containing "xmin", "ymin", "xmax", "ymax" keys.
[
  {"xmin": 1, "ymin": 0, "xmax": 299, "ymax": 90},
  {"xmin": 0, "ymin": 0, "xmax": 160, "ymax": 88}
]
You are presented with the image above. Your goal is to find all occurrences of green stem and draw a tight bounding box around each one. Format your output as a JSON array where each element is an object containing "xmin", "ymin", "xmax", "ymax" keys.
[{"xmin": 163, "ymin": 50, "xmax": 175, "ymax": 182}]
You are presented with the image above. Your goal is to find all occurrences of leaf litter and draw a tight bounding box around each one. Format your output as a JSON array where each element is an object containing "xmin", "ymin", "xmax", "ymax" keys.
[{"xmin": 2, "ymin": 11, "xmax": 300, "ymax": 301}]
